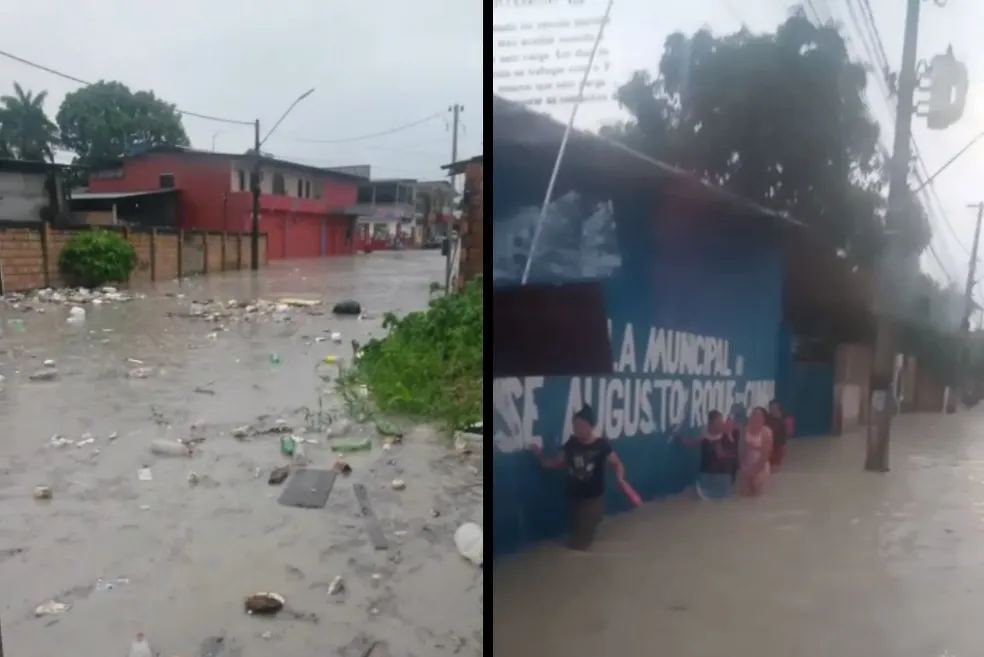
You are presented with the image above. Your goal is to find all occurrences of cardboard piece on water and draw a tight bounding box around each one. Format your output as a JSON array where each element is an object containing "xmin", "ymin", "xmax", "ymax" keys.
[{"xmin": 277, "ymin": 468, "xmax": 338, "ymax": 509}]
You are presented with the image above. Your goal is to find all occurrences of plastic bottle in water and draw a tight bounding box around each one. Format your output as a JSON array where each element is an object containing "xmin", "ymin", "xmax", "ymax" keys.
[
  {"xmin": 453, "ymin": 522, "xmax": 483, "ymax": 567},
  {"xmin": 128, "ymin": 632, "xmax": 153, "ymax": 657}
]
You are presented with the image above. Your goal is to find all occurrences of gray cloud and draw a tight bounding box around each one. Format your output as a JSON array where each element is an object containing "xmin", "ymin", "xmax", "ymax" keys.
[{"xmin": 0, "ymin": 0, "xmax": 483, "ymax": 180}]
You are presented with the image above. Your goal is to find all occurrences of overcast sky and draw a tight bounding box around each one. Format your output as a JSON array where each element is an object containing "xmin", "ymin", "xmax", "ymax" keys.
[
  {"xmin": 495, "ymin": 0, "xmax": 984, "ymax": 299},
  {"xmin": 0, "ymin": 0, "xmax": 482, "ymax": 182}
]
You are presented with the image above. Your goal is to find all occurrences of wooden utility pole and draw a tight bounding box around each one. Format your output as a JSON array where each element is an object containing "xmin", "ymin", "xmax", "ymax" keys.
[
  {"xmin": 250, "ymin": 119, "xmax": 261, "ymax": 271},
  {"xmin": 865, "ymin": 0, "xmax": 922, "ymax": 472},
  {"xmin": 957, "ymin": 202, "xmax": 984, "ymax": 402}
]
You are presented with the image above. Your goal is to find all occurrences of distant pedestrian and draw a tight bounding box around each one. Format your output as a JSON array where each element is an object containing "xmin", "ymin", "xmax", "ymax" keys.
[
  {"xmin": 530, "ymin": 405, "xmax": 628, "ymax": 550},
  {"xmin": 738, "ymin": 407, "xmax": 773, "ymax": 496},
  {"xmin": 766, "ymin": 399, "xmax": 791, "ymax": 469},
  {"xmin": 675, "ymin": 410, "xmax": 739, "ymax": 500}
]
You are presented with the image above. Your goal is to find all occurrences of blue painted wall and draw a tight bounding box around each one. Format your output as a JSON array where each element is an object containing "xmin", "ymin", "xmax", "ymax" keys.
[{"xmin": 491, "ymin": 157, "xmax": 786, "ymax": 557}]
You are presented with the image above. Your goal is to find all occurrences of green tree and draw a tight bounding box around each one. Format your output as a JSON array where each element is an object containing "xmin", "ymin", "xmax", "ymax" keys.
[
  {"xmin": 601, "ymin": 8, "xmax": 931, "ymax": 265},
  {"xmin": 56, "ymin": 80, "xmax": 190, "ymax": 165},
  {"xmin": 0, "ymin": 82, "xmax": 59, "ymax": 162}
]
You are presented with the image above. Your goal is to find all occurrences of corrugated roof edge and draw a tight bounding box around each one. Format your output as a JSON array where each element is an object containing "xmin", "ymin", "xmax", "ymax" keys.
[
  {"xmin": 442, "ymin": 155, "xmax": 483, "ymax": 177},
  {"xmin": 116, "ymin": 146, "xmax": 369, "ymax": 182},
  {"xmin": 491, "ymin": 95, "xmax": 803, "ymax": 229}
]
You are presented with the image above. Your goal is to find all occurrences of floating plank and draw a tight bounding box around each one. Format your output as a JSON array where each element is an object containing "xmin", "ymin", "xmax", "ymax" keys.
[
  {"xmin": 277, "ymin": 468, "xmax": 337, "ymax": 509},
  {"xmin": 352, "ymin": 483, "xmax": 388, "ymax": 550}
]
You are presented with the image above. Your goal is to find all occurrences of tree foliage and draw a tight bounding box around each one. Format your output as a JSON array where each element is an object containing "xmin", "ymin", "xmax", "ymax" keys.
[
  {"xmin": 56, "ymin": 80, "xmax": 190, "ymax": 165},
  {"xmin": 602, "ymin": 8, "xmax": 931, "ymax": 265},
  {"xmin": 0, "ymin": 83, "xmax": 59, "ymax": 162}
]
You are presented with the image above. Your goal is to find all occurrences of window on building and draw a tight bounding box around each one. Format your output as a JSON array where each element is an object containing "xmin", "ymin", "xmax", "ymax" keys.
[
  {"xmin": 159, "ymin": 173, "xmax": 176, "ymax": 189},
  {"xmin": 272, "ymin": 172, "xmax": 286, "ymax": 196},
  {"xmin": 296, "ymin": 179, "xmax": 303, "ymax": 198},
  {"xmin": 304, "ymin": 180, "xmax": 312, "ymax": 199},
  {"xmin": 237, "ymin": 170, "xmax": 246, "ymax": 191}
]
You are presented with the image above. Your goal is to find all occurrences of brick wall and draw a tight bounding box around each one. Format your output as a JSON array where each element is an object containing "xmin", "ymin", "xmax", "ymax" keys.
[
  {"xmin": 457, "ymin": 160, "xmax": 484, "ymax": 290},
  {"xmin": 0, "ymin": 222, "xmax": 269, "ymax": 293}
]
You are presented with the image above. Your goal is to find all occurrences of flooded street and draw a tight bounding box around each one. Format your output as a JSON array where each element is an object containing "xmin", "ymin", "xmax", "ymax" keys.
[
  {"xmin": 0, "ymin": 253, "xmax": 483, "ymax": 656},
  {"xmin": 494, "ymin": 411, "xmax": 984, "ymax": 657}
]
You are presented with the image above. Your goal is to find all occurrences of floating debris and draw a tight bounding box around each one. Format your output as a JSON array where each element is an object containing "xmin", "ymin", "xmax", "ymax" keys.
[{"xmin": 244, "ymin": 592, "xmax": 285, "ymax": 615}]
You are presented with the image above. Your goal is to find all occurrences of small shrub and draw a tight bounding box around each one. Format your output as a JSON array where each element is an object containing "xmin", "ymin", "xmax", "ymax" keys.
[
  {"xmin": 337, "ymin": 277, "xmax": 483, "ymax": 430},
  {"xmin": 58, "ymin": 229, "xmax": 137, "ymax": 288}
]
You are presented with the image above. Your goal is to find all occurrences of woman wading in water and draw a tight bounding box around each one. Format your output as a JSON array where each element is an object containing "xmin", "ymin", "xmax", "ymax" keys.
[{"xmin": 739, "ymin": 406, "xmax": 774, "ymax": 496}]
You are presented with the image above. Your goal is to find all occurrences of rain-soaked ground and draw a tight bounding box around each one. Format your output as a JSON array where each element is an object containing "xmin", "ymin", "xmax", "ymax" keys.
[
  {"xmin": 494, "ymin": 411, "xmax": 984, "ymax": 657},
  {"xmin": 0, "ymin": 253, "xmax": 483, "ymax": 657}
]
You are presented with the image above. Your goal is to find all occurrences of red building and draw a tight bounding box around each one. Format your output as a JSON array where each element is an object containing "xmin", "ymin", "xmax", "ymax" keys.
[{"xmin": 87, "ymin": 147, "xmax": 366, "ymax": 259}]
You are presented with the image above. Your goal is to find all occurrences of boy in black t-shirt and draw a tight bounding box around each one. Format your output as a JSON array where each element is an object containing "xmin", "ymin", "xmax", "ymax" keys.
[{"xmin": 531, "ymin": 405, "xmax": 627, "ymax": 550}]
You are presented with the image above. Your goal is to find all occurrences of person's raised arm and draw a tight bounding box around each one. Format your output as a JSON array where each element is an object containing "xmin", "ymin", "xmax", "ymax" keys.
[{"xmin": 529, "ymin": 443, "xmax": 565, "ymax": 469}]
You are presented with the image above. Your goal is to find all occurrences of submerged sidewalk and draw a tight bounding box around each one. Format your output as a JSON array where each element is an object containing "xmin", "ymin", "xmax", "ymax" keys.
[{"xmin": 492, "ymin": 411, "xmax": 984, "ymax": 657}]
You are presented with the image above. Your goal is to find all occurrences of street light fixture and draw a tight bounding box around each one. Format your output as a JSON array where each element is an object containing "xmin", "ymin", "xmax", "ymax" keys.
[{"xmin": 251, "ymin": 88, "xmax": 316, "ymax": 270}]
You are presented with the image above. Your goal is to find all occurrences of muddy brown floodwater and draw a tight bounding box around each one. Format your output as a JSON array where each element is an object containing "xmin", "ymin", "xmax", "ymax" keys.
[
  {"xmin": 0, "ymin": 253, "xmax": 483, "ymax": 657},
  {"xmin": 494, "ymin": 411, "xmax": 984, "ymax": 657}
]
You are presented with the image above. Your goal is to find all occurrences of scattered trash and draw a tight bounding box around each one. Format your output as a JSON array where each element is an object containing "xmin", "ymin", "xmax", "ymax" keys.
[
  {"xmin": 333, "ymin": 459, "xmax": 353, "ymax": 475},
  {"xmin": 187, "ymin": 471, "xmax": 200, "ymax": 486},
  {"xmin": 454, "ymin": 522, "xmax": 484, "ymax": 567},
  {"xmin": 391, "ymin": 479, "xmax": 406, "ymax": 491},
  {"xmin": 194, "ymin": 386, "xmax": 216, "ymax": 395},
  {"xmin": 150, "ymin": 439, "xmax": 194, "ymax": 457},
  {"xmin": 330, "ymin": 331, "xmax": 343, "ymax": 343},
  {"xmin": 332, "ymin": 438, "xmax": 371, "ymax": 453},
  {"xmin": 137, "ymin": 467, "xmax": 153, "ymax": 482},
  {"xmin": 29, "ymin": 368, "xmax": 58, "ymax": 382},
  {"xmin": 261, "ymin": 630, "xmax": 273, "ymax": 640},
  {"xmin": 268, "ymin": 465, "xmax": 290, "ymax": 485},
  {"xmin": 244, "ymin": 592, "xmax": 285, "ymax": 615},
  {"xmin": 280, "ymin": 435, "xmax": 296, "ymax": 457},
  {"xmin": 332, "ymin": 299, "xmax": 362, "ymax": 316},
  {"xmin": 66, "ymin": 306, "xmax": 86, "ymax": 324},
  {"xmin": 34, "ymin": 600, "xmax": 68, "ymax": 617},
  {"xmin": 33, "ymin": 485, "xmax": 52, "ymax": 500},
  {"xmin": 128, "ymin": 367, "xmax": 154, "ymax": 379},
  {"xmin": 327, "ymin": 575, "xmax": 345, "ymax": 596},
  {"xmin": 94, "ymin": 577, "xmax": 129, "ymax": 592},
  {"xmin": 48, "ymin": 434, "xmax": 73, "ymax": 448},
  {"xmin": 279, "ymin": 297, "xmax": 320, "ymax": 308},
  {"xmin": 127, "ymin": 632, "xmax": 153, "ymax": 657},
  {"xmin": 269, "ymin": 352, "xmax": 281, "ymax": 365},
  {"xmin": 431, "ymin": 509, "xmax": 441, "ymax": 518},
  {"xmin": 107, "ymin": 431, "xmax": 119, "ymax": 441},
  {"xmin": 375, "ymin": 421, "xmax": 404, "ymax": 439},
  {"xmin": 42, "ymin": 358, "xmax": 56, "ymax": 367},
  {"xmin": 126, "ymin": 358, "xmax": 145, "ymax": 365},
  {"xmin": 232, "ymin": 425, "xmax": 251, "ymax": 439},
  {"xmin": 325, "ymin": 420, "xmax": 352, "ymax": 438}
]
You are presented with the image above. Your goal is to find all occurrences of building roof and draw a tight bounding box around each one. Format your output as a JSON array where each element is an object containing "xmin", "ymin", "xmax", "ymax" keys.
[
  {"xmin": 111, "ymin": 146, "xmax": 368, "ymax": 183},
  {"xmin": 0, "ymin": 159, "xmax": 70, "ymax": 175},
  {"xmin": 442, "ymin": 155, "xmax": 483, "ymax": 177},
  {"xmin": 70, "ymin": 189, "xmax": 179, "ymax": 202}
]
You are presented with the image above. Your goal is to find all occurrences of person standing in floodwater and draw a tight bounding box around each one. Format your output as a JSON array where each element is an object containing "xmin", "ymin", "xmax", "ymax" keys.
[
  {"xmin": 766, "ymin": 399, "xmax": 791, "ymax": 469},
  {"xmin": 739, "ymin": 406, "xmax": 773, "ymax": 496},
  {"xmin": 676, "ymin": 410, "xmax": 739, "ymax": 500},
  {"xmin": 530, "ymin": 405, "xmax": 627, "ymax": 550}
]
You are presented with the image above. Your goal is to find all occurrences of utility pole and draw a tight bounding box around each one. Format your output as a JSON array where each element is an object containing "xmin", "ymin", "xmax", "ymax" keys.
[
  {"xmin": 865, "ymin": 0, "xmax": 922, "ymax": 472},
  {"xmin": 251, "ymin": 119, "xmax": 261, "ymax": 271},
  {"xmin": 957, "ymin": 203, "xmax": 984, "ymax": 403},
  {"xmin": 446, "ymin": 103, "xmax": 463, "ymax": 291}
]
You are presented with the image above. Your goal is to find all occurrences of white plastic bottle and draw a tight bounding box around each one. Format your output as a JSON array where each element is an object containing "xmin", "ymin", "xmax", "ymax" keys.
[
  {"xmin": 454, "ymin": 522, "xmax": 483, "ymax": 567},
  {"xmin": 128, "ymin": 632, "xmax": 153, "ymax": 657}
]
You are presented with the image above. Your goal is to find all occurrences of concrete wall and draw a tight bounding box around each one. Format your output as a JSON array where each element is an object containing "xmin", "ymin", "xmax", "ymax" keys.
[
  {"xmin": 0, "ymin": 171, "xmax": 48, "ymax": 222},
  {"xmin": 491, "ymin": 160, "xmax": 783, "ymax": 557},
  {"xmin": 457, "ymin": 161, "xmax": 484, "ymax": 289},
  {"xmin": 0, "ymin": 222, "xmax": 268, "ymax": 292},
  {"xmin": 832, "ymin": 343, "xmax": 872, "ymax": 435}
]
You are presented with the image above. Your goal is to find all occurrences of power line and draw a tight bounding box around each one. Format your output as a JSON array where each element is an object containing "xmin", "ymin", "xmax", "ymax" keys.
[
  {"xmin": 0, "ymin": 47, "xmax": 253, "ymax": 126},
  {"xmin": 275, "ymin": 112, "xmax": 444, "ymax": 145}
]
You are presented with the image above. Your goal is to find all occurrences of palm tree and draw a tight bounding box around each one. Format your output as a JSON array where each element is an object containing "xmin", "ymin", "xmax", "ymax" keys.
[{"xmin": 0, "ymin": 83, "xmax": 58, "ymax": 162}]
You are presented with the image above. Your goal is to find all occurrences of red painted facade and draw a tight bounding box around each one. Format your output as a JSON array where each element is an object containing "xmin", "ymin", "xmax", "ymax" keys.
[{"xmin": 89, "ymin": 151, "xmax": 362, "ymax": 259}]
